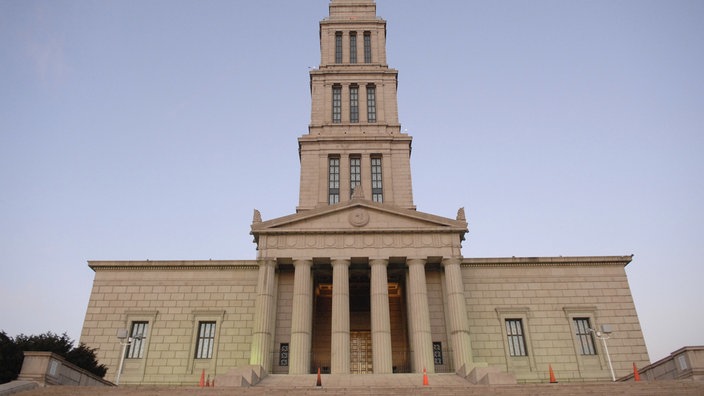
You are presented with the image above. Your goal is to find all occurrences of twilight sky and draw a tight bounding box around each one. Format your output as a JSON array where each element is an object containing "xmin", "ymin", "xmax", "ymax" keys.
[{"xmin": 1, "ymin": 0, "xmax": 702, "ymax": 364}]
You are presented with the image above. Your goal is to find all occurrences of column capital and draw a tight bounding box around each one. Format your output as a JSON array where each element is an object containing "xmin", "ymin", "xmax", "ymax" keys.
[
  {"xmin": 258, "ymin": 258, "xmax": 277, "ymax": 267},
  {"xmin": 331, "ymin": 258, "xmax": 351, "ymax": 267},
  {"xmin": 441, "ymin": 256, "xmax": 463, "ymax": 267},
  {"xmin": 369, "ymin": 258, "xmax": 389, "ymax": 267},
  {"xmin": 406, "ymin": 258, "xmax": 426, "ymax": 267},
  {"xmin": 292, "ymin": 258, "xmax": 313, "ymax": 266}
]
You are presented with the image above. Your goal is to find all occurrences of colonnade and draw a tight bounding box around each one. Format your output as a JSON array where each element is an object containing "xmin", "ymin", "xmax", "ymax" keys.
[{"xmin": 250, "ymin": 257, "xmax": 474, "ymax": 374}]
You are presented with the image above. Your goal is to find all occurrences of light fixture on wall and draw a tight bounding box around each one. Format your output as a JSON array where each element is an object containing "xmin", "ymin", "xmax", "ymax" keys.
[{"xmin": 115, "ymin": 329, "xmax": 145, "ymax": 385}]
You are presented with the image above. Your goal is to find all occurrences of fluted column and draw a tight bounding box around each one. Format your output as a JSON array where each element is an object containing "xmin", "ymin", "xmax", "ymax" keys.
[
  {"xmin": 370, "ymin": 258, "xmax": 393, "ymax": 373},
  {"xmin": 442, "ymin": 257, "xmax": 474, "ymax": 370},
  {"xmin": 331, "ymin": 259, "xmax": 350, "ymax": 373},
  {"xmin": 290, "ymin": 259, "xmax": 313, "ymax": 374},
  {"xmin": 249, "ymin": 259, "xmax": 277, "ymax": 371},
  {"xmin": 407, "ymin": 258, "xmax": 435, "ymax": 373}
]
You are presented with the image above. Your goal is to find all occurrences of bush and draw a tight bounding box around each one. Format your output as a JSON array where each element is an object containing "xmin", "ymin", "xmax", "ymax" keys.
[{"xmin": 0, "ymin": 331, "xmax": 107, "ymax": 383}]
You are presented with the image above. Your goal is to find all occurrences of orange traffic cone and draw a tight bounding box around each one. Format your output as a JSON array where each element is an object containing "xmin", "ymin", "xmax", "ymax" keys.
[
  {"xmin": 199, "ymin": 369, "xmax": 205, "ymax": 387},
  {"xmin": 549, "ymin": 365, "xmax": 558, "ymax": 383},
  {"xmin": 316, "ymin": 367, "xmax": 322, "ymax": 387},
  {"xmin": 422, "ymin": 367, "xmax": 429, "ymax": 386},
  {"xmin": 633, "ymin": 363, "xmax": 641, "ymax": 381}
]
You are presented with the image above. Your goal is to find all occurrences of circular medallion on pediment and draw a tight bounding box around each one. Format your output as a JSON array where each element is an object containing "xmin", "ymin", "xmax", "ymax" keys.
[{"xmin": 348, "ymin": 208, "xmax": 370, "ymax": 227}]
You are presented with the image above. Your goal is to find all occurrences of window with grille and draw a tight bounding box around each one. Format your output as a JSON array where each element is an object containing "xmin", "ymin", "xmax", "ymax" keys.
[
  {"xmin": 349, "ymin": 32, "xmax": 357, "ymax": 64},
  {"xmin": 335, "ymin": 32, "xmax": 343, "ymax": 63},
  {"xmin": 126, "ymin": 321, "xmax": 148, "ymax": 359},
  {"xmin": 350, "ymin": 157, "xmax": 361, "ymax": 197},
  {"xmin": 366, "ymin": 85, "xmax": 376, "ymax": 123},
  {"xmin": 371, "ymin": 156, "xmax": 383, "ymax": 202},
  {"xmin": 363, "ymin": 32, "xmax": 371, "ymax": 63},
  {"xmin": 279, "ymin": 343, "xmax": 289, "ymax": 367},
  {"xmin": 329, "ymin": 157, "xmax": 340, "ymax": 204},
  {"xmin": 574, "ymin": 318, "xmax": 596, "ymax": 355},
  {"xmin": 332, "ymin": 85, "xmax": 342, "ymax": 123},
  {"xmin": 350, "ymin": 85, "xmax": 359, "ymax": 123},
  {"xmin": 432, "ymin": 342, "xmax": 443, "ymax": 365},
  {"xmin": 195, "ymin": 322, "xmax": 216, "ymax": 359},
  {"xmin": 505, "ymin": 319, "xmax": 527, "ymax": 356}
]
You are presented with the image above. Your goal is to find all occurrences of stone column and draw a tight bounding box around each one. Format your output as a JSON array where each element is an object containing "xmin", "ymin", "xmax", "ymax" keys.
[
  {"xmin": 442, "ymin": 257, "xmax": 474, "ymax": 370},
  {"xmin": 407, "ymin": 258, "xmax": 435, "ymax": 373},
  {"xmin": 331, "ymin": 259, "xmax": 350, "ymax": 374},
  {"xmin": 249, "ymin": 259, "xmax": 277, "ymax": 371},
  {"xmin": 289, "ymin": 259, "xmax": 313, "ymax": 374},
  {"xmin": 370, "ymin": 258, "xmax": 393, "ymax": 373}
]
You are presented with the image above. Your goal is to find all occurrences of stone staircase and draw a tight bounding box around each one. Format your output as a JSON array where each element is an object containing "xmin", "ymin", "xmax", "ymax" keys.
[{"xmin": 14, "ymin": 374, "xmax": 704, "ymax": 396}]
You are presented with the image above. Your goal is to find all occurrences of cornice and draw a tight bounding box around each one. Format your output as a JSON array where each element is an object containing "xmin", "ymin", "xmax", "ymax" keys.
[
  {"xmin": 88, "ymin": 260, "xmax": 259, "ymax": 272},
  {"xmin": 461, "ymin": 255, "xmax": 634, "ymax": 268}
]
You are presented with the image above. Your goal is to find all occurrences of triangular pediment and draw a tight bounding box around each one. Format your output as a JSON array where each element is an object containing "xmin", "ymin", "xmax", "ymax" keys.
[{"xmin": 251, "ymin": 200, "xmax": 467, "ymax": 235}]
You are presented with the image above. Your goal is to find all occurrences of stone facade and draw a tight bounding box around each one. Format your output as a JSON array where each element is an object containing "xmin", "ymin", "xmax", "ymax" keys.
[{"xmin": 79, "ymin": 0, "xmax": 650, "ymax": 386}]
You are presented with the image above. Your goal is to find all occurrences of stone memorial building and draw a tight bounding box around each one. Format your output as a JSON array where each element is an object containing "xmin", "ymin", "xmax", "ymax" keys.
[{"xmin": 79, "ymin": 0, "xmax": 650, "ymax": 385}]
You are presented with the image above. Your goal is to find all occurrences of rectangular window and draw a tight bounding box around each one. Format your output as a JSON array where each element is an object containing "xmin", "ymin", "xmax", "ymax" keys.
[
  {"xmin": 332, "ymin": 85, "xmax": 342, "ymax": 123},
  {"xmin": 371, "ymin": 156, "xmax": 383, "ymax": 202},
  {"xmin": 574, "ymin": 318, "xmax": 596, "ymax": 355},
  {"xmin": 329, "ymin": 157, "xmax": 340, "ymax": 204},
  {"xmin": 126, "ymin": 321, "xmax": 148, "ymax": 359},
  {"xmin": 432, "ymin": 342, "xmax": 443, "ymax": 365},
  {"xmin": 349, "ymin": 85, "xmax": 359, "ymax": 123},
  {"xmin": 350, "ymin": 156, "xmax": 361, "ymax": 197},
  {"xmin": 335, "ymin": 32, "xmax": 343, "ymax": 64},
  {"xmin": 366, "ymin": 85, "xmax": 376, "ymax": 123},
  {"xmin": 349, "ymin": 32, "xmax": 357, "ymax": 64},
  {"xmin": 195, "ymin": 321, "xmax": 216, "ymax": 359},
  {"xmin": 279, "ymin": 343, "xmax": 289, "ymax": 367},
  {"xmin": 363, "ymin": 31, "xmax": 372, "ymax": 63},
  {"xmin": 505, "ymin": 319, "xmax": 528, "ymax": 356}
]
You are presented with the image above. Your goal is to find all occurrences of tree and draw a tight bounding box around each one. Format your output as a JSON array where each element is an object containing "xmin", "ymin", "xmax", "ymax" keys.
[
  {"xmin": 0, "ymin": 331, "xmax": 23, "ymax": 384},
  {"xmin": 0, "ymin": 331, "xmax": 107, "ymax": 383}
]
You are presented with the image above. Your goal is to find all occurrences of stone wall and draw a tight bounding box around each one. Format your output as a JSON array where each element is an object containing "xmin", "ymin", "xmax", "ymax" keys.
[
  {"xmin": 80, "ymin": 261, "xmax": 259, "ymax": 385},
  {"xmin": 460, "ymin": 257, "xmax": 649, "ymax": 383},
  {"xmin": 17, "ymin": 351, "xmax": 112, "ymax": 387}
]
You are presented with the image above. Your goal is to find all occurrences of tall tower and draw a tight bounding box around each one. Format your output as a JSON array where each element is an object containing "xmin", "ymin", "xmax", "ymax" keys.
[{"xmin": 298, "ymin": 0, "xmax": 415, "ymax": 211}]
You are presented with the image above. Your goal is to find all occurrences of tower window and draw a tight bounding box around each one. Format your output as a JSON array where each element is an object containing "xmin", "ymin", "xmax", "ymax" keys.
[
  {"xmin": 574, "ymin": 318, "xmax": 596, "ymax": 355},
  {"xmin": 371, "ymin": 156, "xmax": 383, "ymax": 202},
  {"xmin": 367, "ymin": 84, "xmax": 376, "ymax": 123},
  {"xmin": 335, "ymin": 32, "xmax": 343, "ymax": 64},
  {"xmin": 195, "ymin": 321, "xmax": 216, "ymax": 359},
  {"xmin": 350, "ymin": 85, "xmax": 359, "ymax": 123},
  {"xmin": 505, "ymin": 319, "xmax": 527, "ymax": 356},
  {"xmin": 349, "ymin": 32, "xmax": 357, "ymax": 64},
  {"xmin": 332, "ymin": 85, "xmax": 342, "ymax": 123},
  {"xmin": 329, "ymin": 157, "xmax": 340, "ymax": 204},
  {"xmin": 126, "ymin": 321, "xmax": 148, "ymax": 359},
  {"xmin": 363, "ymin": 31, "xmax": 372, "ymax": 63},
  {"xmin": 350, "ymin": 156, "xmax": 361, "ymax": 197}
]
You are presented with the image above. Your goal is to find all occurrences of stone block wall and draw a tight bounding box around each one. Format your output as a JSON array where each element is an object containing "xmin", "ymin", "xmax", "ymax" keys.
[
  {"xmin": 460, "ymin": 257, "xmax": 649, "ymax": 383},
  {"xmin": 80, "ymin": 261, "xmax": 259, "ymax": 385}
]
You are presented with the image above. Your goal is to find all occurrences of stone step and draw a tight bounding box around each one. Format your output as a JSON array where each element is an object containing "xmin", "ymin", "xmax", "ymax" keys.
[{"xmin": 17, "ymin": 380, "xmax": 704, "ymax": 396}]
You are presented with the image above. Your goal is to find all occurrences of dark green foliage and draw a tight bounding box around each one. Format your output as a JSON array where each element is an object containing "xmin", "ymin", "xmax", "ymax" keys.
[
  {"xmin": 0, "ymin": 331, "xmax": 107, "ymax": 383},
  {"xmin": 0, "ymin": 331, "xmax": 24, "ymax": 383}
]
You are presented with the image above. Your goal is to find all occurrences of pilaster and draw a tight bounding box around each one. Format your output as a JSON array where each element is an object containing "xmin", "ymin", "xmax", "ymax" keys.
[{"xmin": 249, "ymin": 259, "xmax": 277, "ymax": 372}]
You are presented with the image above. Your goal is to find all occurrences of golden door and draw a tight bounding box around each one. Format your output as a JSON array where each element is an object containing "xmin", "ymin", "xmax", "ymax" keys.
[{"xmin": 350, "ymin": 331, "xmax": 373, "ymax": 374}]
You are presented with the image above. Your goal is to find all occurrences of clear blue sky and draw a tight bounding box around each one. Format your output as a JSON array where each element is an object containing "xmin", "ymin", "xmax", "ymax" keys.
[{"xmin": 1, "ymin": 0, "xmax": 702, "ymax": 363}]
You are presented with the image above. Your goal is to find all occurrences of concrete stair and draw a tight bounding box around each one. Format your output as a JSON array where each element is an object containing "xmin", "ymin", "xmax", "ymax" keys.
[{"xmin": 14, "ymin": 375, "xmax": 704, "ymax": 396}]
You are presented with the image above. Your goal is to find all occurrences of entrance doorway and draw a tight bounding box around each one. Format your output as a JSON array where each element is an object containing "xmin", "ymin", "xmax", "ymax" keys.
[{"xmin": 350, "ymin": 331, "xmax": 373, "ymax": 374}]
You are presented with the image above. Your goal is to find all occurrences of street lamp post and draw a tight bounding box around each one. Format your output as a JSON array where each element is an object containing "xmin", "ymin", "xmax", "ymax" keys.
[
  {"xmin": 115, "ymin": 329, "xmax": 145, "ymax": 385},
  {"xmin": 590, "ymin": 324, "xmax": 615, "ymax": 381}
]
